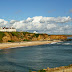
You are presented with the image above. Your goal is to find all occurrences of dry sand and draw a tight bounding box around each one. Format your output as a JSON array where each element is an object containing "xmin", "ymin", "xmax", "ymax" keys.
[{"xmin": 0, "ymin": 40, "xmax": 61, "ymax": 49}]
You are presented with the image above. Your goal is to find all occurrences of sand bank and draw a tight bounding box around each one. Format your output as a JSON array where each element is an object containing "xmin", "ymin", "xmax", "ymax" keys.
[{"xmin": 0, "ymin": 40, "xmax": 61, "ymax": 49}]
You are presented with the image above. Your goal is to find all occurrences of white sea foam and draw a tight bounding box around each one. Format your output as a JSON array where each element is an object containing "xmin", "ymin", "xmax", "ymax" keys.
[
  {"xmin": 51, "ymin": 42, "xmax": 57, "ymax": 44},
  {"xmin": 6, "ymin": 46, "xmax": 26, "ymax": 49},
  {"xmin": 63, "ymin": 43, "xmax": 71, "ymax": 45},
  {"xmin": 56, "ymin": 43, "xmax": 61, "ymax": 44}
]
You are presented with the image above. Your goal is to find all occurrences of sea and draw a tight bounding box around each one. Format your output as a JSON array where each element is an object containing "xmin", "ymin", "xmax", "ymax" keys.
[{"xmin": 0, "ymin": 40, "xmax": 72, "ymax": 72}]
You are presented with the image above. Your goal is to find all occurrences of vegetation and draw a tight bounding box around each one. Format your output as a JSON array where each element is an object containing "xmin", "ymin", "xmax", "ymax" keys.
[
  {"xmin": 29, "ymin": 69, "xmax": 46, "ymax": 72},
  {"xmin": 8, "ymin": 40, "xmax": 15, "ymax": 42},
  {"xmin": 29, "ymin": 70, "xmax": 32, "ymax": 72},
  {"xmin": 33, "ymin": 34, "xmax": 39, "ymax": 38},
  {"xmin": 11, "ymin": 32, "xmax": 19, "ymax": 37},
  {"xmin": 23, "ymin": 39, "xmax": 30, "ymax": 41},
  {"xmin": 0, "ymin": 32, "xmax": 5, "ymax": 42},
  {"xmin": 23, "ymin": 32, "xmax": 30, "ymax": 35},
  {"xmin": 37, "ymin": 69, "xmax": 46, "ymax": 72},
  {"xmin": 66, "ymin": 39, "xmax": 72, "ymax": 41}
]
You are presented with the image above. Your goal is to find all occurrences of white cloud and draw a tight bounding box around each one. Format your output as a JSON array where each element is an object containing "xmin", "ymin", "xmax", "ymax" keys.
[
  {"xmin": 0, "ymin": 16, "xmax": 72, "ymax": 34},
  {"xmin": 47, "ymin": 24, "xmax": 57, "ymax": 29},
  {"xmin": 10, "ymin": 20, "xmax": 18, "ymax": 24},
  {"xmin": 0, "ymin": 19, "xmax": 8, "ymax": 27},
  {"xmin": 40, "ymin": 16, "xmax": 72, "ymax": 23}
]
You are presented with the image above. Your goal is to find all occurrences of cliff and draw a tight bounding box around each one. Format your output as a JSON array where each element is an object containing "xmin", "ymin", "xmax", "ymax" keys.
[{"xmin": 0, "ymin": 32, "xmax": 67, "ymax": 42}]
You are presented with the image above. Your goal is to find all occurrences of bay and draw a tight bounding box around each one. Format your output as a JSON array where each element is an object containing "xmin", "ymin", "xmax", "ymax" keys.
[{"xmin": 0, "ymin": 41, "xmax": 72, "ymax": 72}]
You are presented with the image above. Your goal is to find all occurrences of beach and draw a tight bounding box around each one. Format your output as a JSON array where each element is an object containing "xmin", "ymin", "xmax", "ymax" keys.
[
  {"xmin": 32, "ymin": 64, "xmax": 72, "ymax": 72},
  {"xmin": 0, "ymin": 40, "xmax": 61, "ymax": 49}
]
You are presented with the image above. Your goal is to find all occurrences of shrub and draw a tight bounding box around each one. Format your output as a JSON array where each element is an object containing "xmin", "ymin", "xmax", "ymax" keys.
[
  {"xmin": 23, "ymin": 39, "xmax": 29, "ymax": 41},
  {"xmin": 23, "ymin": 32, "xmax": 30, "ymax": 35},
  {"xmin": 33, "ymin": 34, "xmax": 39, "ymax": 38},
  {"xmin": 11, "ymin": 32, "xmax": 19, "ymax": 37},
  {"xmin": 37, "ymin": 69, "xmax": 46, "ymax": 72},
  {"xmin": 0, "ymin": 32, "xmax": 5, "ymax": 41},
  {"xmin": 8, "ymin": 40, "xmax": 15, "ymax": 42},
  {"xmin": 29, "ymin": 70, "xmax": 32, "ymax": 72}
]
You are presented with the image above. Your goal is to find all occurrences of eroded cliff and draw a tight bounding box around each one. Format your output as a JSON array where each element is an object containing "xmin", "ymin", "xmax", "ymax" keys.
[{"xmin": 0, "ymin": 32, "xmax": 67, "ymax": 42}]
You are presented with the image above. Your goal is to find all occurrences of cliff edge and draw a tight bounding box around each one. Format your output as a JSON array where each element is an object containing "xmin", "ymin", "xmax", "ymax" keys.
[{"xmin": 0, "ymin": 32, "xmax": 67, "ymax": 42}]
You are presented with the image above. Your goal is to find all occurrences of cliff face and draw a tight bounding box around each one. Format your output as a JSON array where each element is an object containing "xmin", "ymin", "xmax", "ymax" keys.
[
  {"xmin": 0, "ymin": 32, "xmax": 67, "ymax": 42},
  {"xmin": 49, "ymin": 35, "xmax": 67, "ymax": 40}
]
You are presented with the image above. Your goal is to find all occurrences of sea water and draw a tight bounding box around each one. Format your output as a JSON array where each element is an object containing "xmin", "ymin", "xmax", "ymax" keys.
[{"xmin": 0, "ymin": 41, "xmax": 72, "ymax": 72}]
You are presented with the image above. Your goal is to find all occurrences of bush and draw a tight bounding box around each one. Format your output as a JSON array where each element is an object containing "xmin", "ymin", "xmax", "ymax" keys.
[
  {"xmin": 33, "ymin": 34, "xmax": 39, "ymax": 38},
  {"xmin": 11, "ymin": 32, "xmax": 19, "ymax": 37},
  {"xmin": 8, "ymin": 40, "xmax": 15, "ymax": 42},
  {"xmin": 0, "ymin": 32, "xmax": 5, "ymax": 41},
  {"xmin": 23, "ymin": 39, "xmax": 29, "ymax": 41},
  {"xmin": 38, "ymin": 69, "xmax": 46, "ymax": 72},
  {"xmin": 29, "ymin": 70, "xmax": 32, "ymax": 72},
  {"xmin": 23, "ymin": 32, "xmax": 30, "ymax": 35}
]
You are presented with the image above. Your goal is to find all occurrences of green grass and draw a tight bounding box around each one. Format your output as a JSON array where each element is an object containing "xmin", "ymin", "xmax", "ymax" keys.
[
  {"xmin": 11, "ymin": 32, "xmax": 19, "ymax": 37},
  {"xmin": 0, "ymin": 32, "xmax": 5, "ymax": 41},
  {"xmin": 22, "ymin": 32, "xmax": 30, "ymax": 35}
]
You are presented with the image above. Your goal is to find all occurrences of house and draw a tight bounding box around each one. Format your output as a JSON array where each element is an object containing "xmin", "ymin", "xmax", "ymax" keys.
[{"xmin": 0, "ymin": 27, "xmax": 16, "ymax": 32}]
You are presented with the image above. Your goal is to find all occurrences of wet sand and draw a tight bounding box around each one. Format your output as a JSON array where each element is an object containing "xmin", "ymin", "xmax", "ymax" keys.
[{"xmin": 0, "ymin": 40, "xmax": 61, "ymax": 49}]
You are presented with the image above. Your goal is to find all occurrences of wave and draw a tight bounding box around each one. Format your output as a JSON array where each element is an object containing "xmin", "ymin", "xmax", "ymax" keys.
[
  {"xmin": 49, "ymin": 41, "xmax": 72, "ymax": 45},
  {"xmin": 63, "ymin": 43, "xmax": 71, "ymax": 45},
  {"xmin": 56, "ymin": 42, "xmax": 72, "ymax": 45},
  {"xmin": 51, "ymin": 42, "xmax": 57, "ymax": 44},
  {"xmin": 6, "ymin": 46, "xmax": 26, "ymax": 49},
  {"xmin": 62, "ymin": 43, "xmax": 72, "ymax": 45}
]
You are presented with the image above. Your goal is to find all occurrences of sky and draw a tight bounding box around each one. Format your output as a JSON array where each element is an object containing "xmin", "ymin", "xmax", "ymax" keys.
[{"xmin": 0, "ymin": 0, "xmax": 72, "ymax": 34}]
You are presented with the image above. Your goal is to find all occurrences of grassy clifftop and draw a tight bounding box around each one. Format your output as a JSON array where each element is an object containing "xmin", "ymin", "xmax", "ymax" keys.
[{"xmin": 0, "ymin": 32, "xmax": 67, "ymax": 42}]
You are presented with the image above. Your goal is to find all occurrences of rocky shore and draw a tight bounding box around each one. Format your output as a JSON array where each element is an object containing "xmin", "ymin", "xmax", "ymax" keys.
[{"xmin": 32, "ymin": 64, "xmax": 72, "ymax": 72}]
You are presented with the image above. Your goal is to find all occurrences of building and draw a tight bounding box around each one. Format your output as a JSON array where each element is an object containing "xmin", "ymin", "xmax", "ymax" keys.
[
  {"xmin": 33, "ymin": 31, "xmax": 38, "ymax": 34},
  {"xmin": 0, "ymin": 27, "xmax": 16, "ymax": 32}
]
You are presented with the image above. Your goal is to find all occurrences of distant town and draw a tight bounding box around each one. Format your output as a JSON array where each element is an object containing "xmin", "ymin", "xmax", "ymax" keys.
[{"xmin": 0, "ymin": 27, "xmax": 16, "ymax": 32}]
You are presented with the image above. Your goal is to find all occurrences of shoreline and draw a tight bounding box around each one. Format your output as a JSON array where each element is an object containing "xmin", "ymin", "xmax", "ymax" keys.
[
  {"xmin": 0, "ymin": 40, "xmax": 62, "ymax": 49},
  {"xmin": 32, "ymin": 64, "xmax": 72, "ymax": 72}
]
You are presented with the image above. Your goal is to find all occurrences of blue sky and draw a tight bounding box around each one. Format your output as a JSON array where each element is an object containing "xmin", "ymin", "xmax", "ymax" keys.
[
  {"xmin": 0, "ymin": 0, "xmax": 72, "ymax": 20},
  {"xmin": 0, "ymin": 0, "xmax": 72, "ymax": 34}
]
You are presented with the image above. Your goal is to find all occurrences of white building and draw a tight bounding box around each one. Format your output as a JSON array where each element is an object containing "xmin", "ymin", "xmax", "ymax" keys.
[
  {"xmin": 0, "ymin": 27, "xmax": 16, "ymax": 32},
  {"xmin": 33, "ymin": 31, "xmax": 38, "ymax": 34}
]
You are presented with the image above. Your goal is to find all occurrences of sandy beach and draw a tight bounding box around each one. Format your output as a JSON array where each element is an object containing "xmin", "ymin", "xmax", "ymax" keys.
[{"xmin": 0, "ymin": 40, "xmax": 61, "ymax": 49}]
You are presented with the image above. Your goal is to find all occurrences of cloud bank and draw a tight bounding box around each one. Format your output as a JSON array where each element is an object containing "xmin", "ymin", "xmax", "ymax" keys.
[{"xmin": 0, "ymin": 16, "xmax": 72, "ymax": 34}]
